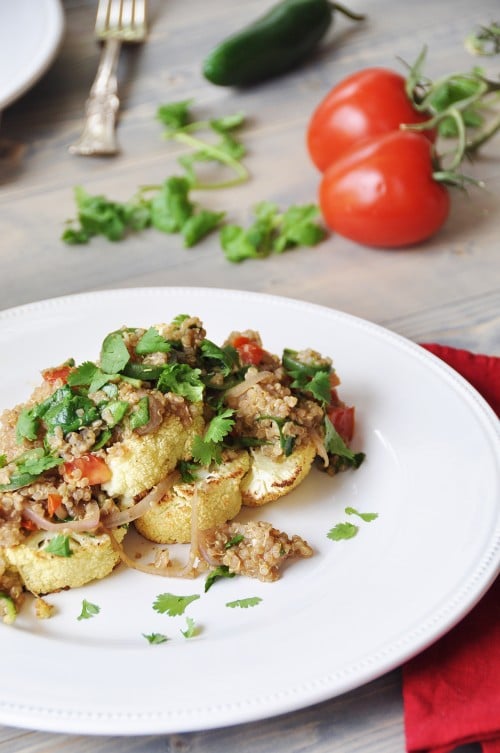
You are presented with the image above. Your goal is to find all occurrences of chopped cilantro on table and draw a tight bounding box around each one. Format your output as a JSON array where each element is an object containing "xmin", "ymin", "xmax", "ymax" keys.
[
  {"xmin": 220, "ymin": 202, "xmax": 326, "ymax": 263},
  {"xmin": 61, "ymin": 101, "xmax": 327, "ymax": 261}
]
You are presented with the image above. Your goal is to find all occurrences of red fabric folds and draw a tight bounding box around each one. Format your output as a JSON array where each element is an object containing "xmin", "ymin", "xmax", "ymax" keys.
[{"xmin": 403, "ymin": 344, "xmax": 500, "ymax": 753}]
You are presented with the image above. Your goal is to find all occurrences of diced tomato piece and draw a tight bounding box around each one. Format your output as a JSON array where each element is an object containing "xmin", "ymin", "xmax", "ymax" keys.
[
  {"xmin": 21, "ymin": 517, "xmax": 39, "ymax": 532},
  {"xmin": 327, "ymin": 405, "xmax": 355, "ymax": 444},
  {"xmin": 47, "ymin": 493, "xmax": 63, "ymax": 518},
  {"xmin": 42, "ymin": 365, "xmax": 73, "ymax": 385},
  {"xmin": 232, "ymin": 336, "xmax": 265, "ymax": 366},
  {"xmin": 63, "ymin": 454, "xmax": 111, "ymax": 485}
]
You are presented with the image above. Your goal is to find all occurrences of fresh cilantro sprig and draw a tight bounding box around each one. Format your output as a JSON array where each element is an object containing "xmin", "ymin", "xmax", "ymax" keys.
[
  {"xmin": 62, "ymin": 178, "xmax": 225, "ymax": 249},
  {"xmin": 152, "ymin": 592, "xmax": 200, "ymax": 617},
  {"xmin": 191, "ymin": 409, "xmax": 235, "ymax": 466},
  {"xmin": 157, "ymin": 100, "xmax": 249, "ymax": 190},
  {"xmin": 282, "ymin": 348, "xmax": 332, "ymax": 405},
  {"xmin": 220, "ymin": 202, "xmax": 326, "ymax": 263},
  {"xmin": 0, "ymin": 448, "xmax": 63, "ymax": 492}
]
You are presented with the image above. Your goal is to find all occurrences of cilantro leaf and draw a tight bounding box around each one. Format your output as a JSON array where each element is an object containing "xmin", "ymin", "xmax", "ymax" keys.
[
  {"xmin": 129, "ymin": 397, "xmax": 150, "ymax": 430},
  {"xmin": 327, "ymin": 522, "xmax": 359, "ymax": 541},
  {"xmin": 44, "ymin": 534, "xmax": 72, "ymax": 557},
  {"xmin": 226, "ymin": 597, "xmax": 262, "ymax": 609},
  {"xmin": 77, "ymin": 599, "xmax": 100, "ymax": 620},
  {"xmin": 67, "ymin": 361, "xmax": 113, "ymax": 394},
  {"xmin": 324, "ymin": 417, "xmax": 365, "ymax": 468},
  {"xmin": 0, "ymin": 455, "xmax": 6, "ymax": 469},
  {"xmin": 200, "ymin": 339, "xmax": 238, "ymax": 376},
  {"xmin": 345, "ymin": 506, "xmax": 378, "ymax": 522},
  {"xmin": 204, "ymin": 409, "xmax": 235, "ymax": 443},
  {"xmin": 157, "ymin": 363, "xmax": 204, "ymax": 403},
  {"xmin": 37, "ymin": 387, "xmax": 99, "ymax": 436},
  {"xmin": 102, "ymin": 399, "xmax": 129, "ymax": 428},
  {"xmin": 181, "ymin": 209, "xmax": 225, "ymax": 248},
  {"xmin": 0, "ymin": 448, "xmax": 63, "ymax": 491},
  {"xmin": 192, "ymin": 410, "xmax": 235, "ymax": 466},
  {"xmin": 16, "ymin": 408, "xmax": 39, "ymax": 442},
  {"xmin": 205, "ymin": 565, "xmax": 236, "ymax": 592},
  {"xmin": 152, "ymin": 592, "xmax": 200, "ymax": 617},
  {"xmin": 282, "ymin": 348, "xmax": 332, "ymax": 404},
  {"xmin": 273, "ymin": 204, "xmax": 326, "ymax": 252},
  {"xmin": 143, "ymin": 632, "xmax": 169, "ymax": 644},
  {"xmin": 181, "ymin": 616, "xmax": 199, "ymax": 638},
  {"xmin": 157, "ymin": 99, "xmax": 193, "ymax": 130},
  {"xmin": 150, "ymin": 177, "xmax": 194, "ymax": 234},
  {"xmin": 220, "ymin": 202, "xmax": 325, "ymax": 263},
  {"xmin": 135, "ymin": 327, "xmax": 172, "ymax": 355},
  {"xmin": 100, "ymin": 332, "xmax": 130, "ymax": 374}
]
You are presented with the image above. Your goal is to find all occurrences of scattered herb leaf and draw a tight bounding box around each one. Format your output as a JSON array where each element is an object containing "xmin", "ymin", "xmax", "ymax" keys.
[
  {"xmin": 153, "ymin": 592, "xmax": 200, "ymax": 617},
  {"xmin": 327, "ymin": 522, "xmax": 359, "ymax": 541},
  {"xmin": 226, "ymin": 597, "xmax": 262, "ymax": 609},
  {"xmin": 345, "ymin": 506, "xmax": 378, "ymax": 522},
  {"xmin": 143, "ymin": 632, "xmax": 169, "ymax": 644},
  {"xmin": 77, "ymin": 599, "xmax": 100, "ymax": 620}
]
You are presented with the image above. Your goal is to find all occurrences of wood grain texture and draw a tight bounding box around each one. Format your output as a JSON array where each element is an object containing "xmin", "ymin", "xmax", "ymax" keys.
[{"xmin": 0, "ymin": 0, "xmax": 498, "ymax": 750}]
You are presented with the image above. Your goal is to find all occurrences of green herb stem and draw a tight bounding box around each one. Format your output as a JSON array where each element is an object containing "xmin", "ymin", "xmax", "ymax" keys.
[{"xmin": 171, "ymin": 132, "xmax": 249, "ymax": 189}]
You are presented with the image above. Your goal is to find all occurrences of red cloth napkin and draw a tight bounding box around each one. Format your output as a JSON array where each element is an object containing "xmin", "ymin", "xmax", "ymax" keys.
[{"xmin": 403, "ymin": 344, "xmax": 500, "ymax": 753}]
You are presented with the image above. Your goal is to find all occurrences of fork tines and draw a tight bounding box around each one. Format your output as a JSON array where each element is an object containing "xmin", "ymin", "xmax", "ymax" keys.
[{"xmin": 95, "ymin": 0, "xmax": 147, "ymax": 42}]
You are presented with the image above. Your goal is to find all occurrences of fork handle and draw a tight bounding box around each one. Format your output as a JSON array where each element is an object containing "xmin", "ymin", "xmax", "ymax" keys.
[{"xmin": 70, "ymin": 37, "xmax": 122, "ymax": 156}]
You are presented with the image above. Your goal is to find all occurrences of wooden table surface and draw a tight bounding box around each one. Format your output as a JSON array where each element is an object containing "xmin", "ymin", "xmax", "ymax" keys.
[{"xmin": 0, "ymin": 0, "xmax": 498, "ymax": 751}]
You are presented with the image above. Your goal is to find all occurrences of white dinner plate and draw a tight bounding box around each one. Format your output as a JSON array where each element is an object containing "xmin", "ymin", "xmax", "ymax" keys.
[
  {"xmin": 0, "ymin": 0, "xmax": 64, "ymax": 111},
  {"xmin": 0, "ymin": 288, "xmax": 498, "ymax": 736}
]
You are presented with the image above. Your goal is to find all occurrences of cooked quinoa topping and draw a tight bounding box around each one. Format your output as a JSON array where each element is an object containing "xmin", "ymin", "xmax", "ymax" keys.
[{"xmin": 0, "ymin": 313, "xmax": 364, "ymax": 613}]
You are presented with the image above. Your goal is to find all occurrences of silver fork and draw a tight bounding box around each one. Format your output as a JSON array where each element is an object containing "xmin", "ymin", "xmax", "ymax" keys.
[{"xmin": 69, "ymin": 0, "xmax": 147, "ymax": 156}]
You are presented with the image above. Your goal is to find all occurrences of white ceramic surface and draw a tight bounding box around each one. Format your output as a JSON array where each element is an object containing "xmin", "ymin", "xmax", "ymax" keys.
[
  {"xmin": 0, "ymin": 288, "xmax": 498, "ymax": 736},
  {"xmin": 0, "ymin": 0, "xmax": 64, "ymax": 111}
]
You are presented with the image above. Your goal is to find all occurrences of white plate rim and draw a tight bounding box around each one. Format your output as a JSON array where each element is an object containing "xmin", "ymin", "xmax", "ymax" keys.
[
  {"xmin": 0, "ymin": 286, "xmax": 498, "ymax": 736},
  {"xmin": 0, "ymin": 0, "xmax": 64, "ymax": 111}
]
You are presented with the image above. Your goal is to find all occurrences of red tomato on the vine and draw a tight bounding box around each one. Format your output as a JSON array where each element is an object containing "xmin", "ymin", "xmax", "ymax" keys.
[
  {"xmin": 307, "ymin": 68, "xmax": 435, "ymax": 172},
  {"xmin": 318, "ymin": 131, "xmax": 450, "ymax": 248}
]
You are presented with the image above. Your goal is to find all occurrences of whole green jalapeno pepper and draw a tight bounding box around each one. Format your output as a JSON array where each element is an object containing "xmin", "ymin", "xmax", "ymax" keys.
[{"xmin": 202, "ymin": 0, "xmax": 365, "ymax": 87}]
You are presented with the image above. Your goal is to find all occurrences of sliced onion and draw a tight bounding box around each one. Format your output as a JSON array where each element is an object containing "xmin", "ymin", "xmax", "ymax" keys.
[
  {"xmin": 104, "ymin": 482, "xmax": 203, "ymax": 579},
  {"xmin": 197, "ymin": 529, "xmax": 220, "ymax": 567},
  {"xmin": 23, "ymin": 502, "xmax": 100, "ymax": 533},
  {"xmin": 311, "ymin": 430, "xmax": 329, "ymax": 468},
  {"xmin": 102, "ymin": 471, "xmax": 179, "ymax": 528},
  {"xmin": 224, "ymin": 370, "xmax": 272, "ymax": 400}
]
